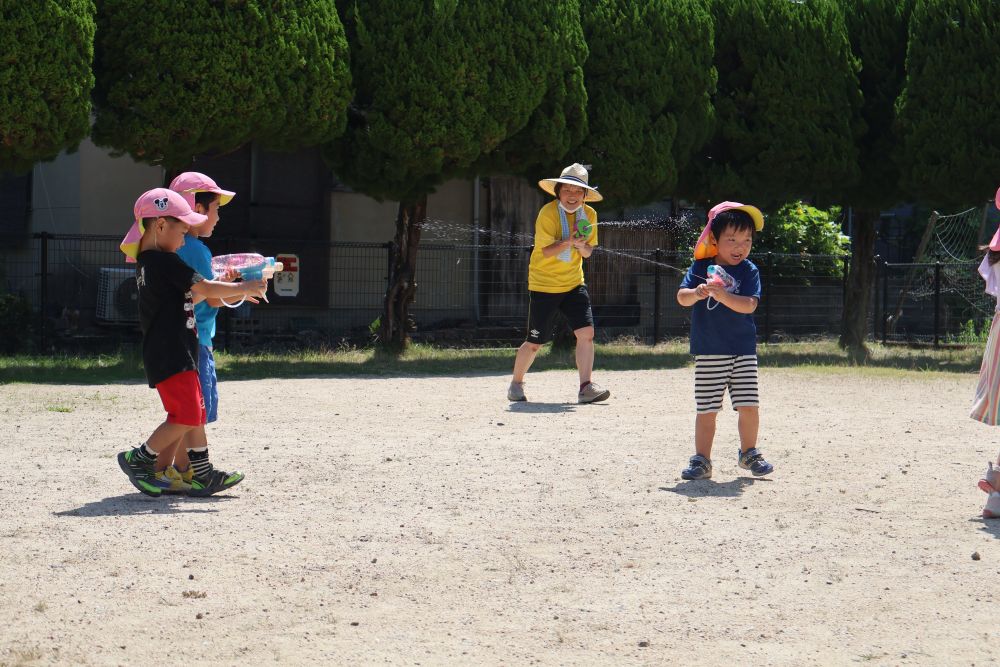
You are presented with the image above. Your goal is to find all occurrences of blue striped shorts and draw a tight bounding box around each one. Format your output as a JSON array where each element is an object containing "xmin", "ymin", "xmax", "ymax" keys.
[{"xmin": 694, "ymin": 354, "xmax": 759, "ymax": 413}]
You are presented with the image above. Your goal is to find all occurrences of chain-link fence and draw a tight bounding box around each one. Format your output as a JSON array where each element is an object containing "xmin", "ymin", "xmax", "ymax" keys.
[{"xmin": 0, "ymin": 233, "xmax": 885, "ymax": 352}]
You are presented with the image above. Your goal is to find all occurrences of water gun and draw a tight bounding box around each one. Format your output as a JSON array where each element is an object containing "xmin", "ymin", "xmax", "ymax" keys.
[
  {"xmin": 210, "ymin": 253, "xmax": 283, "ymax": 305},
  {"xmin": 573, "ymin": 219, "xmax": 593, "ymax": 239},
  {"xmin": 706, "ymin": 264, "xmax": 735, "ymax": 289}
]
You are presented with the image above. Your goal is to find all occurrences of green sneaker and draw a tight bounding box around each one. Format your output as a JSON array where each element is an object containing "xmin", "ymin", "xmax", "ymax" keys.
[
  {"xmin": 117, "ymin": 448, "xmax": 162, "ymax": 497},
  {"xmin": 189, "ymin": 466, "xmax": 245, "ymax": 497}
]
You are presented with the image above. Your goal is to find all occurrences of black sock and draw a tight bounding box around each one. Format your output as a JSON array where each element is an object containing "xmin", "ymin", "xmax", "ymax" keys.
[{"xmin": 188, "ymin": 448, "xmax": 211, "ymax": 478}]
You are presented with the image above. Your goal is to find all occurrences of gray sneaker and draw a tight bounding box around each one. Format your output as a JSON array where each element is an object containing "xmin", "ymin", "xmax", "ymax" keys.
[
  {"xmin": 508, "ymin": 381, "xmax": 526, "ymax": 402},
  {"xmin": 578, "ymin": 381, "xmax": 610, "ymax": 404}
]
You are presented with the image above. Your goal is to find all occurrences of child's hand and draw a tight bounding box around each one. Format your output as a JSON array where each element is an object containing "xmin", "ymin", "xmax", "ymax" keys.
[
  {"xmin": 694, "ymin": 283, "xmax": 710, "ymax": 300},
  {"xmin": 243, "ymin": 279, "xmax": 267, "ymax": 298},
  {"xmin": 570, "ymin": 236, "xmax": 588, "ymax": 251},
  {"xmin": 703, "ymin": 282, "xmax": 727, "ymax": 300},
  {"xmin": 222, "ymin": 268, "xmax": 241, "ymax": 282}
]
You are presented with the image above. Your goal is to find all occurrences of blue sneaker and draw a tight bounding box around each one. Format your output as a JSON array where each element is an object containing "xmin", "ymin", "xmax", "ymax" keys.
[
  {"xmin": 738, "ymin": 448, "xmax": 773, "ymax": 477},
  {"xmin": 681, "ymin": 455, "xmax": 712, "ymax": 480}
]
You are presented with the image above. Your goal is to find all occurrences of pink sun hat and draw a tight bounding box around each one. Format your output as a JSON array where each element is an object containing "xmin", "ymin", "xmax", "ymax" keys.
[
  {"xmin": 119, "ymin": 188, "xmax": 208, "ymax": 262},
  {"xmin": 693, "ymin": 201, "xmax": 765, "ymax": 260},
  {"xmin": 987, "ymin": 185, "xmax": 1000, "ymax": 251},
  {"xmin": 169, "ymin": 171, "xmax": 236, "ymax": 209}
]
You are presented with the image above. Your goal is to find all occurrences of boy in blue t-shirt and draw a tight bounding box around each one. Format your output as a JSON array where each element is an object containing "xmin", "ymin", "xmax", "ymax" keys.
[
  {"xmin": 169, "ymin": 172, "xmax": 250, "ymax": 496},
  {"xmin": 676, "ymin": 202, "xmax": 774, "ymax": 480}
]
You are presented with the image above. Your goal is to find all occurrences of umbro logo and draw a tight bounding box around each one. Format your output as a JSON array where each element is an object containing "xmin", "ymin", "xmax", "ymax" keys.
[{"xmin": 530, "ymin": 329, "xmax": 540, "ymax": 337}]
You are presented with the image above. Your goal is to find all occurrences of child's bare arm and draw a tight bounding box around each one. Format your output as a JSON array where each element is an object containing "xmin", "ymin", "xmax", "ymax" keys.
[
  {"xmin": 704, "ymin": 283, "xmax": 758, "ymax": 313},
  {"xmin": 677, "ymin": 284, "xmax": 709, "ymax": 307},
  {"xmin": 191, "ymin": 279, "xmax": 266, "ymax": 305}
]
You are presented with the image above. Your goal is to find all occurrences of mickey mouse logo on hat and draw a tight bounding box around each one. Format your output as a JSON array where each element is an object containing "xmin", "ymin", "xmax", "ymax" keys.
[{"xmin": 153, "ymin": 197, "xmax": 168, "ymax": 211}]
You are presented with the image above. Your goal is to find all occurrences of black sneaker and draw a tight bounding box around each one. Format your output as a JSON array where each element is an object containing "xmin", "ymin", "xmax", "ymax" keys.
[
  {"xmin": 117, "ymin": 447, "xmax": 162, "ymax": 497},
  {"xmin": 188, "ymin": 467, "xmax": 245, "ymax": 497},
  {"xmin": 681, "ymin": 455, "xmax": 712, "ymax": 480},
  {"xmin": 738, "ymin": 448, "xmax": 774, "ymax": 477}
]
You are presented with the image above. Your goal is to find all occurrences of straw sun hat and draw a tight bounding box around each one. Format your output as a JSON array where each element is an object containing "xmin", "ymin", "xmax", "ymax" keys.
[{"xmin": 538, "ymin": 163, "xmax": 603, "ymax": 202}]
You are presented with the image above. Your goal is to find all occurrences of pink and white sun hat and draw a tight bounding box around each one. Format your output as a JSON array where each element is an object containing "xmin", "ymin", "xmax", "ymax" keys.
[
  {"xmin": 693, "ymin": 201, "xmax": 765, "ymax": 260},
  {"xmin": 168, "ymin": 171, "xmax": 236, "ymax": 210},
  {"xmin": 986, "ymin": 186, "xmax": 1000, "ymax": 251},
  {"xmin": 120, "ymin": 188, "xmax": 208, "ymax": 261}
]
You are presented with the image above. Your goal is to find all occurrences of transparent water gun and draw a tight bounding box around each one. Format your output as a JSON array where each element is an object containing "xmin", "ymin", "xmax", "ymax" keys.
[
  {"xmin": 211, "ymin": 253, "xmax": 283, "ymax": 306},
  {"xmin": 706, "ymin": 264, "xmax": 735, "ymax": 289}
]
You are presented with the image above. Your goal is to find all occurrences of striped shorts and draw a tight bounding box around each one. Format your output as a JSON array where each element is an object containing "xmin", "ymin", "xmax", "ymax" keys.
[{"xmin": 694, "ymin": 355, "xmax": 760, "ymax": 413}]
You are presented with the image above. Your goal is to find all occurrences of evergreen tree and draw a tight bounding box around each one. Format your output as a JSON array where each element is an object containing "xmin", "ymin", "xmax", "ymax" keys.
[
  {"xmin": 896, "ymin": 0, "xmax": 1000, "ymax": 208},
  {"xmin": 0, "ymin": 1, "xmax": 94, "ymax": 174},
  {"xmin": 328, "ymin": 0, "xmax": 587, "ymax": 350},
  {"xmin": 92, "ymin": 0, "xmax": 351, "ymax": 169},
  {"xmin": 840, "ymin": 0, "xmax": 914, "ymax": 360},
  {"xmin": 575, "ymin": 0, "xmax": 715, "ymax": 207},
  {"xmin": 684, "ymin": 0, "xmax": 863, "ymax": 207}
]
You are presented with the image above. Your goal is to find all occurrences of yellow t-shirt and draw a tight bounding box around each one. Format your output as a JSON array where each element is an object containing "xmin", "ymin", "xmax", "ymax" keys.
[{"xmin": 528, "ymin": 200, "xmax": 599, "ymax": 293}]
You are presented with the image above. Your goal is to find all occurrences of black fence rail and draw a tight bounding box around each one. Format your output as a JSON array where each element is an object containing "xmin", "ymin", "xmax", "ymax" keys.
[
  {"xmin": 875, "ymin": 258, "xmax": 994, "ymax": 346},
  {"xmin": 5, "ymin": 232, "xmax": 978, "ymax": 352}
]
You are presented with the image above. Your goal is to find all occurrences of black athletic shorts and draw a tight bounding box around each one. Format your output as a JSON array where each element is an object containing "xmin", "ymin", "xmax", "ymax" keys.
[{"xmin": 525, "ymin": 285, "xmax": 594, "ymax": 344}]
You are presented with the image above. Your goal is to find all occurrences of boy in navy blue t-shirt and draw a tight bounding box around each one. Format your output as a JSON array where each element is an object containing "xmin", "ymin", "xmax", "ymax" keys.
[{"xmin": 676, "ymin": 202, "xmax": 775, "ymax": 480}]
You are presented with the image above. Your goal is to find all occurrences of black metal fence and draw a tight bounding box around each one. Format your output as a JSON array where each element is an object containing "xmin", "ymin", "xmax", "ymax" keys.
[
  {"xmin": 874, "ymin": 257, "xmax": 993, "ymax": 346},
  {"xmin": 3, "ymin": 232, "xmax": 985, "ymax": 352}
]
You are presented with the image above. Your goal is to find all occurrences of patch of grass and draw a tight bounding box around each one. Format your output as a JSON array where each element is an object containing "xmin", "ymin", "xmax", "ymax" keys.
[
  {"xmin": 45, "ymin": 406, "xmax": 73, "ymax": 413},
  {"xmin": 0, "ymin": 338, "xmax": 984, "ymax": 385}
]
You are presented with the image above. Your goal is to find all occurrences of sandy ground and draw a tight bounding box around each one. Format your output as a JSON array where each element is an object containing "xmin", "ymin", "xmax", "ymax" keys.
[{"xmin": 1, "ymin": 365, "xmax": 999, "ymax": 666}]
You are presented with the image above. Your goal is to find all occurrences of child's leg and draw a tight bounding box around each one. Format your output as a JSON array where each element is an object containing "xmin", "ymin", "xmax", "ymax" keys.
[
  {"xmin": 147, "ymin": 421, "xmax": 195, "ymax": 456},
  {"xmin": 177, "ymin": 426, "xmax": 207, "ymax": 472},
  {"xmin": 736, "ymin": 406, "xmax": 759, "ymax": 453},
  {"xmin": 695, "ymin": 412, "xmax": 717, "ymax": 459}
]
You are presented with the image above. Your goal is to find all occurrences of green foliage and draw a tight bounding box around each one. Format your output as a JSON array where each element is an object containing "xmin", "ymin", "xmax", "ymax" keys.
[
  {"xmin": 92, "ymin": 1, "xmax": 351, "ymax": 168},
  {"xmin": 0, "ymin": 292, "xmax": 33, "ymax": 354},
  {"xmin": 684, "ymin": 0, "xmax": 863, "ymax": 207},
  {"xmin": 842, "ymin": 0, "xmax": 914, "ymax": 209},
  {"xmin": 575, "ymin": 0, "xmax": 715, "ymax": 208},
  {"xmin": 896, "ymin": 0, "xmax": 1000, "ymax": 208},
  {"xmin": 951, "ymin": 319, "xmax": 990, "ymax": 345},
  {"xmin": 0, "ymin": 1, "xmax": 94, "ymax": 174},
  {"xmin": 754, "ymin": 202, "xmax": 849, "ymax": 257},
  {"xmin": 329, "ymin": 0, "xmax": 587, "ymax": 201}
]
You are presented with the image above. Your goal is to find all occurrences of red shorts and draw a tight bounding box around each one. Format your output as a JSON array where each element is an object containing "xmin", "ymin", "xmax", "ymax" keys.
[{"xmin": 155, "ymin": 370, "xmax": 207, "ymax": 426}]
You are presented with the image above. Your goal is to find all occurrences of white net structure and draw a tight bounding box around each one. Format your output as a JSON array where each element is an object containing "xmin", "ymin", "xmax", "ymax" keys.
[{"xmin": 888, "ymin": 206, "xmax": 994, "ymax": 341}]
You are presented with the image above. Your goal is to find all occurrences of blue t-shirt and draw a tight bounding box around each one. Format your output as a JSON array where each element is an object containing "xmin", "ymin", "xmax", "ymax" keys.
[
  {"xmin": 680, "ymin": 258, "xmax": 761, "ymax": 355},
  {"xmin": 175, "ymin": 236, "xmax": 218, "ymax": 347}
]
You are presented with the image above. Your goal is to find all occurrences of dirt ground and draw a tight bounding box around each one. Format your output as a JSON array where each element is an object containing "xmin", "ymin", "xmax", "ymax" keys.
[{"xmin": 1, "ymin": 365, "xmax": 998, "ymax": 666}]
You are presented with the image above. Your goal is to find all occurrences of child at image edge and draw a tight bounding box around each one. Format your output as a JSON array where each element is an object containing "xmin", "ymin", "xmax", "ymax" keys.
[
  {"xmin": 170, "ymin": 172, "xmax": 247, "ymax": 496},
  {"xmin": 972, "ymin": 186, "xmax": 1000, "ymax": 518},
  {"xmin": 676, "ymin": 201, "xmax": 774, "ymax": 480},
  {"xmin": 116, "ymin": 188, "xmax": 264, "ymax": 497}
]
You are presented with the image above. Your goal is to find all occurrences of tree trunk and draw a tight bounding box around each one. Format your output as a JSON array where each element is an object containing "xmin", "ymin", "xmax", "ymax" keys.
[
  {"xmin": 378, "ymin": 196, "xmax": 427, "ymax": 353},
  {"xmin": 839, "ymin": 207, "xmax": 878, "ymax": 362}
]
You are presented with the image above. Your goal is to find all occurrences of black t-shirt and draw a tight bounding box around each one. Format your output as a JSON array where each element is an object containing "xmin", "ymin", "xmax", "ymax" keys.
[{"xmin": 135, "ymin": 250, "xmax": 205, "ymax": 387}]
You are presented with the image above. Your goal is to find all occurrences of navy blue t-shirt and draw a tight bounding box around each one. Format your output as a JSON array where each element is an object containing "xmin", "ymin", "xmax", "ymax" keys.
[{"xmin": 680, "ymin": 258, "xmax": 761, "ymax": 355}]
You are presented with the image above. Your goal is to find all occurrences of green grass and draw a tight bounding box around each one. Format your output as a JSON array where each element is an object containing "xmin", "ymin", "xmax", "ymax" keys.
[{"xmin": 0, "ymin": 339, "xmax": 984, "ymax": 385}]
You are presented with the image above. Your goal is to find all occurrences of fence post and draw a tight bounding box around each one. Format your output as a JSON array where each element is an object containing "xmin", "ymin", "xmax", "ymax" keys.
[
  {"xmin": 933, "ymin": 261, "xmax": 942, "ymax": 348},
  {"xmin": 841, "ymin": 254, "xmax": 849, "ymax": 313},
  {"xmin": 872, "ymin": 255, "xmax": 881, "ymax": 342},
  {"xmin": 881, "ymin": 257, "xmax": 889, "ymax": 344},
  {"xmin": 764, "ymin": 252, "xmax": 773, "ymax": 343},
  {"xmin": 652, "ymin": 248, "xmax": 662, "ymax": 345},
  {"xmin": 38, "ymin": 232, "xmax": 49, "ymax": 351}
]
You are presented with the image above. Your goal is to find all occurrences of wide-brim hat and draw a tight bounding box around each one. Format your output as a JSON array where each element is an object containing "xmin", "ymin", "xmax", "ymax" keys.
[
  {"xmin": 120, "ymin": 188, "xmax": 207, "ymax": 262},
  {"xmin": 538, "ymin": 163, "xmax": 603, "ymax": 202},
  {"xmin": 169, "ymin": 171, "xmax": 236, "ymax": 210},
  {"xmin": 693, "ymin": 201, "xmax": 765, "ymax": 260},
  {"xmin": 991, "ymin": 186, "xmax": 1000, "ymax": 251}
]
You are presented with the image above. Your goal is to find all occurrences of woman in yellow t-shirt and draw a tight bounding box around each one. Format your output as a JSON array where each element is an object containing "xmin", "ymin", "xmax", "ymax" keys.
[{"xmin": 507, "ymin": 163, "xmax": 611, "ymax": 404}]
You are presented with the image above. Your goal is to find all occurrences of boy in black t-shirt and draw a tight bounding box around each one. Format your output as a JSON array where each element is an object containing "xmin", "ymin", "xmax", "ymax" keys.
[{"xmin": 116, "ymin": 188, "xmax": 266, "ymax": 497}]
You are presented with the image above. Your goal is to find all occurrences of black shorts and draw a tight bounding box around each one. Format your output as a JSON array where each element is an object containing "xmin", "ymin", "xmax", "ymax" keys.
[{"xmin": 525, "ymin": 285, "xmax": 594, "ymax": 344}]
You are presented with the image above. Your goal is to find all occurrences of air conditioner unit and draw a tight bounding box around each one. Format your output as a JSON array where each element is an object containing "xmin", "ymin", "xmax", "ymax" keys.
[{"xmin": 96, "ymin": 267, "xmax": 139, "ymax": 324}]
